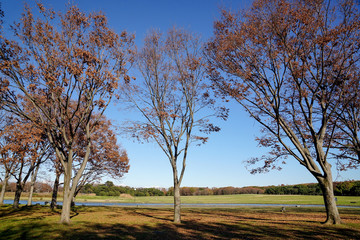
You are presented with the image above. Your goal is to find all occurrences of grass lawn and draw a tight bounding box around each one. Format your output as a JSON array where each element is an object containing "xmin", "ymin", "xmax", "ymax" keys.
[
  {"xmin": 0, "ymin": 205, "xmax": 359, "ymax": 239},
  {"xmin": 7, "ymin": 192, "xmax": 360, "ymax": 206}
]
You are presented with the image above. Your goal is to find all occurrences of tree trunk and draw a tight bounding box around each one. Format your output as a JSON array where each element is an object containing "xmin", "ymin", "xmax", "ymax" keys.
[
  {"xmin": 173, "ymin": 182, "xmax": 181, "ymax": 224},
  {"xmin": 60, "ymin": 165, "xmax": 74, "ymax": 224},
  {"xmin": 61, "ymin": 191, "xmax": 72, "ymax": 224},
  {"xmin": 316, "ymin": 174, "xmax": 342, "ymax": 224},
  {"xmin": 0, "ymin": 172, "xmax": 10, "ymax": 205},
  {"xmin": 58, "ymin": 140, "xmax": 91, "ymax": 224},
  {"xmin": 13, "ymin": 182, "xmax": 22, "ymax": 209},
  {"xmin": 27, "ymin": 163, "xmax": 40, "ymax": 206},
  {"xmin": 50, "ymin": 171, "xmax": 60, "ymax": 210},
  {"xmin": 71, "ymin": 196, "xmax": 75, "ymax": 207}
]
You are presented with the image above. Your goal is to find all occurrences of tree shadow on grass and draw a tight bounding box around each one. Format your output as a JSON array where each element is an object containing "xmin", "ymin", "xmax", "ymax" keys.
[
  {"xmin": 1, "ymin": 218, "xmax": 360, "ymax": 240},
  {"xmin": 0, "ymin": 221, "xmax": 185, "ymax": 240},
  {"xmin": 0, "ymin": 204, "xmax": 57, "ymax": 219},
  {"xmin": 186, "ymin": 208, "xmax": 330, "ymax": 226},
  {"xmin": 1, "ymin": 207, "xmax": 360, "ymax": 240}
]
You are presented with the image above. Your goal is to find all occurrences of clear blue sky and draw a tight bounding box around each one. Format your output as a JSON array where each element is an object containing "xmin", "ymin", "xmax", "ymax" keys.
[{"xmin": 2, "ymin": 0, "xmax": 359, "ymax": 188}]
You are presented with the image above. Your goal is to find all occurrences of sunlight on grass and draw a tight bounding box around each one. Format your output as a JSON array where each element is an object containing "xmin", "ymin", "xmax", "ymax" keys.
[
  {"xmin": 0, "ymin": 205, "xmax": 359, "ymax": 240},
  {"xmin": 5, "ymin": 193, "xmax": 360, "ymax": 206}
]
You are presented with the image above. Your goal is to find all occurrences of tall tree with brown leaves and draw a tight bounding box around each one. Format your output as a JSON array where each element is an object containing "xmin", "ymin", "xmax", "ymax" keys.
[
  {"xmin": 72, "ymin": 116, "xmax": 130, "ymax": 200},
  {"xmin": 206, "ymin": 0, "xmax": 360, "ymax": 224},
  {"xmin": 0, "ymin": 3, "xmax": 7, "ymax": 108},
  {"xmin": 0, "ymin": 116, "xmax": 49, "ymax": 208},
  {"xmin": 0, "ymin": 114, "xmax": 17, "ymax": 205},
  {"xmin": 331, "ymin": 76, "xmax": 360, "ymax": 169},
  {"xmin": 0, "ymin": 4, "xmax": 133, "ymax": 223},
  {"xmin": 50, "ymin": 116, "xmax": 129, "ymax": 208},
  {"xmin": 9, "ymin": 120, "xmax": 49, "ymax": 209},
  {"xmin": 123, "ymin": 28, "xmax": 227, "ymax": 223}
]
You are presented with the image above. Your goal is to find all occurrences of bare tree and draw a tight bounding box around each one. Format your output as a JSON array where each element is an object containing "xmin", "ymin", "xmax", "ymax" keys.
[{"xmin": 123, "ymin": 28, "xmax": 226, "ymax": 223}]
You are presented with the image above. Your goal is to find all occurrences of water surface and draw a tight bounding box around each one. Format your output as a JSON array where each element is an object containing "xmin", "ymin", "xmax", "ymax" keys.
[{"xmin": 3, "ymin": 200, "xmax": 359, "ymax": 208}]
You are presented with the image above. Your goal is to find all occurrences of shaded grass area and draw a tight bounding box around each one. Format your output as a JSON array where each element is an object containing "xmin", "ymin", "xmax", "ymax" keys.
[
  {"xmin": 0, "ymin": 205, "xmax": 360, "ymax": 239},
  {"xmin": 4, "ymin": 192, "xmax": 360, "ymax": 207}
]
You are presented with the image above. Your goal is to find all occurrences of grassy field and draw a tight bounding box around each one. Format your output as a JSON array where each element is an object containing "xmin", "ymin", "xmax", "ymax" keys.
[
  {"xmin": 0, "ymin": 205, "xmax": 359, "ymax": 239},
  {"xmin": 6, "ymin": 192, "xmax": 360, "ymax": 206}
]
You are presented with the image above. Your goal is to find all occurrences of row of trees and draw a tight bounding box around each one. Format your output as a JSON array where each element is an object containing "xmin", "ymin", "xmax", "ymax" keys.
[
  {"xmin": 0, "ymin": 181, "xmax": 53, "ymax": 193},
  {"xmin": 0, "ymin": 3, "xmax": 130, "ymax": 223},
  {"xmin": 0, "ymin": 112, "xmax": 130, "ymax": 208},
  {"xmin": 171, "ymin": 186, "xmax": 265, "ymax": 196},
  {"xmin": 0, "ymin": 0, "xmax": 359, "ymax": 225},
  {"xmin": 267, "ymin": 182, "xmax": 360, "ymax": 196},
  {"xmin": 3, "ymin": 179, "xmax": 360, "ymax": 197},
  {"xmin": 80, "ymin": 181, "xmax": 166, "ymax": 197},
  {"xmin": 78, "ymin": 180, "xmax": 360, "ymax": 197},
  {"xmin": 80, "ymin": 183, "xmax": 265, "ymax": 196},
  {"xmin": 121, "ymin": 0, "xmax": 360, "ymax": 224},
  {"xmin": 259, "ymin": 182, "xmax": 360, "ymax": 196}
]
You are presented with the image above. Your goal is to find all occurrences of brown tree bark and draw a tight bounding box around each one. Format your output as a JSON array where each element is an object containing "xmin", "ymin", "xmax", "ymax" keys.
[
  {"xmin": 60, "ymin": 163, "xmax": 72, "ymax": 224},
  {"xmin": 59, "ymin": 145, "xmax": 89, "ymax": 224},
  {"xmin": 50, "ymin": 171, "xmax": 60, "ymax": 210},
  {"xmin": 316, "ymin": 171, "xmax": 342, "ymax": 224},
  {"xmin": 13, "ymin": 182, "xmax": 22, "ymax": 209},
  {"xmin": 173, "ymin": 173, "xmax": 181, "ymax": 224}
]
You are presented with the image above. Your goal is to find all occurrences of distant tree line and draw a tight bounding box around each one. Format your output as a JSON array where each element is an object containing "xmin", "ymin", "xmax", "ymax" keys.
[
  {"xmin": 79, "ymin": 181, "xmax": 360, "ymax": 197},
  {"xmin": 173, "ymin": 186, "xmax": 265, "ymax": 196},
  {"xmin": 334, "ymin": 182, "xmax": 360, "ymax": 196},
  {"xmin": 260, "ymin": 182, "xmax": 360, "ymax": 196},
  {"xmin": 80, "ymin": 181, "xmax": 166, "ymax": 197},
  {"xmin": 264, "ymin": 184, "xmax": 322, "ymax": 195},
  {"xmin": 2, "ymin": 180, "xmax": 360, "ymax": 197},
  {"xmin": 0, "ymin": 181, "xmax": 53, "ymax": 193}
]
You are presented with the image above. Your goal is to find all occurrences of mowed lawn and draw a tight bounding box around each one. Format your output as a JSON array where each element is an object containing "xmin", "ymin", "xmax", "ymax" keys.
[
  {"xmin": 0, "ymin": 205, "xmax": 360, "ymax": 240},
  {"xmin": 67, "ymin": 194, "xmax": 360, "ymax": 206},
  {"xmin": 8, "ymin": 193, "xmax": 360, "ymax": 207}
]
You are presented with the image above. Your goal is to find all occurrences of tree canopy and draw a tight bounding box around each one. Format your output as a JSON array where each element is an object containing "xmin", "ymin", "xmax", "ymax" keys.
[{"xmin": 206, "ymin": 0, "xmax": 360, "ymax": 224}]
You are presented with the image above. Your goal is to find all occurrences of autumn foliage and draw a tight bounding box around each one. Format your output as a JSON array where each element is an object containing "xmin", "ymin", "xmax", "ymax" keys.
[
  {"xmin": 206, "ymin": 0, "xmax": 360, "ymax": 224},
  {"xmin": 0, "ymin": 3, "xmax": 133, "ymax": 223},
  {"xmin": 0, "ymin": 0, "xmax": 359, "ymax": 228},
  {"xmin": 122, "ymin": 28, "xmax": 226, "ymax": 223},
  {"xmin": 0, "ymin": 114, "xmax": 50, "ymax": 208}
]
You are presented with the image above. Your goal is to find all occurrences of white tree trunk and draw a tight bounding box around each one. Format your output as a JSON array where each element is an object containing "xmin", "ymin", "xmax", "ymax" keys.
[{"xmin": 0, "ymin": 172, "xmax": 10, "ymax": 205}]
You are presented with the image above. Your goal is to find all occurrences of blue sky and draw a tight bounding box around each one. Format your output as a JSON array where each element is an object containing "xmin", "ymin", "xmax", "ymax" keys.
[{"xmin": 2, "ymin": 0, "xmax": 359, "ymax": 188}]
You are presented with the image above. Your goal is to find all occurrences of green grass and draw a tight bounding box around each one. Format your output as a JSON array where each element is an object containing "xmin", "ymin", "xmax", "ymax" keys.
[
  {"xmin": 6, "ymin": 193, "xmax": 360, "ymax": 206},
  {"xmin": 75, "ymin": 194, "xmax": 360, "ymax": 206}
]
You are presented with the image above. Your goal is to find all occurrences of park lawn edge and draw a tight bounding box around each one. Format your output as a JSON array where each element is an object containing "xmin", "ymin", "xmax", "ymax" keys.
[{"xmin": 3, "ymin": 193, "xmax": 360, "ymax": 206}]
